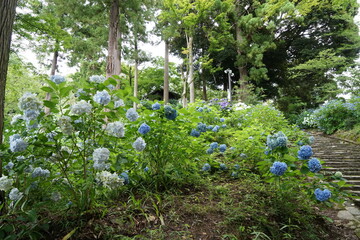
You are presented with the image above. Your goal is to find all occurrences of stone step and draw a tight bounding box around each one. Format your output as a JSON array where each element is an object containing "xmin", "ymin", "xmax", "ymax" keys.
[
  {"xmin": 325, "ymin": 162, "xmax": 360, "ymax": 167},
  {"xmin": 343, "ymin": 176, "xmax": 360, "ymax": 181}
]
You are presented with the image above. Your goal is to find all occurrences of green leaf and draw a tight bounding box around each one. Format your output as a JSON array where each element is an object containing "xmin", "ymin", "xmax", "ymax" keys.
[
  {"xmin": 59, "ymin": 86, "xmax": 73, "ymax": 98},
  {"xmin": 41, "ymin": 87, "xmax": 54, "ymax": 93},
  {"xmin": 300, "ymin": 165, "xmax": 310, "ymax": 174},
  {"xmin": 43, "ymin": 100, "xmax": 57, "ymax": 109}
]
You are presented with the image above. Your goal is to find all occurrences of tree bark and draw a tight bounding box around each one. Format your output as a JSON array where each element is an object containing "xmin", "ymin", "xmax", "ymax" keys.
[
  {"xmin": 0, "ymin": 0, "xmax": 18, "ymax": 214},
  {"xmin": 235, "ymin": 0, "xmax": 248, "ymax": 102},
  {"xmin": 45, "ymin": 49, "xmax": 58, "ymax": 114},
  {"xmin": 187, "ymin": 35, "xmax": 195, "ymax": 103},
  {"xmin": 106, "ymin": 0, "xmax": 121, "ymax": 87},
  {"xmin": 202, "ymin": 70, "xmax": 207, "ymax": 101},
  {"xmin": 163, "ymin": 41, "xmax": 170, "ymax": 104}
]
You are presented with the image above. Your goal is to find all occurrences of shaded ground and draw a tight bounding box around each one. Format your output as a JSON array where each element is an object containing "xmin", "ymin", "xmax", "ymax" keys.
[{"xmin": 44, "ymin": 176, "xmax": 359, "ymax": 240}]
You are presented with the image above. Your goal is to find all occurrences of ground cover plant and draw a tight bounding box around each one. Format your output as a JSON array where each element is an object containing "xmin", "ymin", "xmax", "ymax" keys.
[
  {"xmin": 295, "ymin": 97, "xmax": 360, "ymax": 142},
  {"xmin": 0, "ymin": 75, "xmax": 353, "ymax": 239}
]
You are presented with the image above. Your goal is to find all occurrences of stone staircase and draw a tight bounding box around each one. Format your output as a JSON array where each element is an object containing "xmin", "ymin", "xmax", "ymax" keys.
[{"xmin": 310, "ymin": 131, "xmax": 360, "ymax": 196}]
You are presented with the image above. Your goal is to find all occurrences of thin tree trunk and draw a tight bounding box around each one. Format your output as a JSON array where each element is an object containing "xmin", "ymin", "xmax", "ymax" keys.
[
  {"xmin": 106, "ymin": 0, "xmax": 121, "ymax": 87},
  {"xmin": 181, "ymin": 61, "xmax": 187, "ymax": 107},
  {"xmin": 163, "ymin": 41, "xmax": 170, "ymax": 104},
  {"xmin": 133, "ymin": 40, "xmax": 138, "ymax": 109},
  {"xmin": 0, "ymin": 0, "xmax": 18, "ymax": 214},
  {"xmin": 235, "ymin": 1, "xmax": 248, "ymax": 102},
  {"xmin": 45, "ymin": 49, "xmax": 58, "ymax": 114},
  {"xmin": 188, "ymin": 35, "xmax": 195, "ymax": 103}
]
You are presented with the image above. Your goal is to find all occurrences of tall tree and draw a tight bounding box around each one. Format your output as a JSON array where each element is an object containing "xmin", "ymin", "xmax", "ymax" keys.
[
  {"xmin": 0, "ymin": 0, "xmax": 18, "ymax": 213},
  {"xmin": 107, "ymin": 0, "xmax": 121, "ymax": 81}
]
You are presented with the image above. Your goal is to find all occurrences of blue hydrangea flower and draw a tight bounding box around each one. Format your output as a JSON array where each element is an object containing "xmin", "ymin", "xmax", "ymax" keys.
[
  {"xmin": 230, "ymin": 147, "xmax": 236, "ymax": 151},
  {"xmin": 219, "ymin": 163, "xmax": 227, "ymax": 170},
  {"xmin": 133, "ymin": 137, "xmax": 146, "ymax": 151},
  {"xmin": 298, "ymin": 145, "xmax": 313, "ymax": 160},
  {"xmin": 220, "ymin": 118, "xmax": 225, "ymax": 122},
  {"xmin": 152, "ymin": 102, "xmax": 161, "ymax": 110},
  {"xmin": 212, "ymin": 125, "xmax": 220, "ymax": 132},
  {"xmin": 202, "ymin": 163, "xmax": 211, "ymax": 171},
  {"xmin": 308, "ymin": 158, "xmax": 322, "ymax": 173},
  {"xmin": 314, "ymin": 188, "xmax": 331, "ymax": 201},
  {"xmin": 126, "ymin": 108, "xmax": 139, "ymax": 122},
  {"xmin": 190, "ymin": 129, "xmax": 200, "ymax": 137},
  {"xmin": 138, "ymin": 123, "xmax": 151, "ymax": 135},
  {"xmin": 222, "ymin": 124, "xmax": 227, "ymax": 128},
  {"xmin": 9, "ymin": 135, "xmax": 27, "ymax": 153},
  {"xmin": 297, "ymin": 141, "xmax": 304, "ymax": 146},
  {"xmin": 94, "ymin": 90, "xmax": 111, "ymax": 105},
  {"xmin": 231, "ymin": 171, "xmax": 239, "ymax": 177},
  {"xmin": 164, "ymin": 105, "xmax": 177, "ymax": 120},
  {"xmin": 234, "ymin": 164, "xmax": 240, "ymax": 170},
  {"xmin": 206, "ymin": 148, "xmax": 214, "ymax": 154},
  {"xmin": 210, "ymin": 142, "xmax": 218, "ymax": 149},
  {"xmin": 219, "ymin": 144, "xmax": 227, "ymax": 152},
  {"xmin": 197, "ymin": 123, "xmax": 207, "ymax": 132},
  {"xmin": 50, "ymin": 75, "xmax": 65, "ymax": 84},
  {"xmin": 18, "ymin": 92, "xmax": 42, "ymax": 112},
  {"xmin": 270, "ymin": 161, "xmax": 287, "ymax": 176},
  {"xmin": 144, "ymin": 166, "xmax": 149, "ymax": 172},
  {"xmin": 309, "ymin": 136, "xmax": 315, "ymax": 144},
  {"xmin": 196, "ymin": 107, "xmax": 204, "ymax": 112},
  {"xmin": 4, "ymin": 162, "xmax": 14, "ymax": 170},
  {"xmin": 267, "ymin": 131, "xmax": 288, "ymax": 150},
  {"xmin": 120, "ymin": 172, "xmax": 130, "ymax": 185},
  {"xmin": 24, "ymin": 109, "xmax": 40, "ymax": 121},
  {"xmin": 207, "ymin": 125, "xmax": 214, "ymax": 130}
]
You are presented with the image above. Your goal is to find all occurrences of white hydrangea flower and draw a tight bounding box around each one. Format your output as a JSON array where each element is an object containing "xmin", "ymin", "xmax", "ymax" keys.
[
  {"xmin": 89, "ymin": 75, "xmax": 106, "ymax": 83},
  {"xmin": 0, "ymin": 176, "xmax": 13, "ymax": 191},
  {"xmin": 114, "ymin": 99, "xmax": 125, "ymax": 108},
  {"xmin": 9, "ymin": 188, "xmax": 23, "ymax": 201},
  {"xmin": 93, "ymin": 148, "xmax": 110, "ymax": 171},
  {"xmin": 18, "ymin": 92, "xmax": 42, "ymax": 111},
  {"xmin": 132, "ymin": 137, "xmax": 146, "ymax": 152},
  {"xmin": 96, "ymin": 171, "xmax": 124, "ymax": 189},
  {"xmin": 106, "ymin": 121, "xmax": 125, "ymax": 138},
  {"xmin": 58, "ymin": 116, "xmax": 73, "ymax": 135},
  {"xmin": 11, "ymin": 114, "xmax": 23, "ymax": 125},
  {"xmin": 71, "ymin": 100, "xmax": 92, "ymax": 115}
]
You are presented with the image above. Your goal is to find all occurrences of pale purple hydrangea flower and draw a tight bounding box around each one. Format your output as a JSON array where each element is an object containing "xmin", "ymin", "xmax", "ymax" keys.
[
  {"xmin": 32, "ymin": 167, "xmax": 50, "ymax": 178},
  {"xmin": 89, "ymin": 75, "xmax": 106, "ymax": 83},
  {"xmin": 50, "ymin": 75, "xmax": 65, "ymax": 84}
]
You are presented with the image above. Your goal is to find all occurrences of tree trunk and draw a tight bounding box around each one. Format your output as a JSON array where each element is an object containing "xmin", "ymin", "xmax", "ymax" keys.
[
  {"xmin": 133, "ymin": 40, "xmax": 138, "ymax": 109},
  {"xmin": 188, "ymin": 35, "xmax": 195, "ymax": 103},
  {"xmin": 202, "ymin": 70, "xmax": 207, "ymax": 101},
  {"xmin": 45, "ymin": 49, "xmax": 58, "ymax": 114},
  {"xmin": 181, "ymin": 61, "xmax": 187, "ymax": 107},
  {"xmin": 106, "ymin": 0, "xmax": 121, "ymax": 87},
  {"xmin": 235, "ymin": 0, "xmax": 248, "ymax": 102},
  {"xmin": 163, "ymin": 41, "xmax": 170, "ymax": 104},
  {"xmin": 0, "ymin": 0, "xmax": 18, "ymax": 214}
]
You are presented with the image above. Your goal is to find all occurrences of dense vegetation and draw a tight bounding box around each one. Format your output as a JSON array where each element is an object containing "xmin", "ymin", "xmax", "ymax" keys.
[{"xmin": 0, "ymin": 77, "xmax": 352, "ymax": 239}]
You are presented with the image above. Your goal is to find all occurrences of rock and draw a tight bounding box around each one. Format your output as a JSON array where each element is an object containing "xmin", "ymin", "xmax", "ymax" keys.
[
  {"xmin": 338, "ymin": 210, "xmax": 355, "ymax": 220},
  {"xmin": 347, "ymin": 207, "xmax": 360, "ymax": 216}
]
